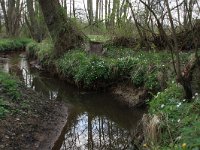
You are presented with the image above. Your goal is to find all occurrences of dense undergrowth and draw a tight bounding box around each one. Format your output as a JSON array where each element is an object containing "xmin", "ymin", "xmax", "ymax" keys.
[{"xmin": 1, "ymin": 38, "xmax": 199, "ymax": 149}]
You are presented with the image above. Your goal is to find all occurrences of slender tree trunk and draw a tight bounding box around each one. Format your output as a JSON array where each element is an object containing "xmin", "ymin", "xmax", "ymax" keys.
[
  {"xmin": 26, "ymin": 0, "xmax": 39, "ymax": 41},
  {"xmin": 165, "ymin": 0, "xmax": 192, "ymax": 99},
  {"xmin": 110, "ymin": 0, "xmax": 119, "ymax": 27},
  {"xmin": 0, "ymin": 18, "xmax": 1, "ymax": 33},
  {"xmin": 105, "ymin": 0, "xmax": 108, "ymax": 26},
  {"xmin": 87, "ymin": 0, "xmax": 93, "ymax": 25},
  {"xmin": 95, "ymin": 0, "xmax": 99, "ymax": 22},
  {"xmin": 64, "ymin": 0, "xmax": 67, "ymax": 12},
  {"xmin": 70, "ymin": 0, "xmax": 72, "ymax": 18},
  {"xmin": 72, "ymin": 0, "xmax": 76, "ymax": 18}
]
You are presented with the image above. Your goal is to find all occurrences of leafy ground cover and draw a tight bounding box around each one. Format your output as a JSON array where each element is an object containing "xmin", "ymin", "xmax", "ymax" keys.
[{"xmin": 145, "ymin": 83, "xmax": 200, "ymax": 149}]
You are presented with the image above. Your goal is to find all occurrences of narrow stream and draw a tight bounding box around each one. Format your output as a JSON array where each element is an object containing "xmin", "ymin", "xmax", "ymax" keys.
[{"xmin": 0, "ymin": 52, "xmax": 146, "ymax": 150}]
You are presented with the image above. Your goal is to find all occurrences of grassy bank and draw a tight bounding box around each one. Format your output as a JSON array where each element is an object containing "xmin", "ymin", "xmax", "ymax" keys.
[
  {"xmin": 0, "ymin": 72, "xmax": 21, "ymax": 118},
  {"xmin": 142, "ymin": 83, "xmax": 200, "ymax": 149},
  {"xmin": 26, "ymin": 39, "xmax": 189, "ymax": 90},
  {"xmin": 0, "ymin": 38, "xmax": 32, "ymax": 52}
]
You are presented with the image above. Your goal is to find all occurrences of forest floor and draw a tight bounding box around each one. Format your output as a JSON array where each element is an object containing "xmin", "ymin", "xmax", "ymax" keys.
[{"xmin": 0, "ymin": 72, "xmax": 68, "ymax": 150}]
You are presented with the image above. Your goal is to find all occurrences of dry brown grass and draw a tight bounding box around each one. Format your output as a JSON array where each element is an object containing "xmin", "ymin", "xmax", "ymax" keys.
[{"xmin": 142, "ymin": 114, "xmax": 161, "ymax": 147}]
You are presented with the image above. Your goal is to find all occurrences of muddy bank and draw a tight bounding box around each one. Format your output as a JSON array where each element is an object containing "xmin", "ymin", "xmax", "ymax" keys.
[
  {"xmin": 0, "ymin": 83, "xmax": 68, "ymax": 150},
  {"xmin": 111, "ymin": 82, "xmax": 149, "ymax": 108}
]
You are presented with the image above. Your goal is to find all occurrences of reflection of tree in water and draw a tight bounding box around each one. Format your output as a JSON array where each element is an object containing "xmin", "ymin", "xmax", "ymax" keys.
[
  {"xmin": 60, "ymin": 113, "xmax": 135, "ymax": 150},
  {"xmin": 20, "ymin": 58, "xmax": 33, "ymax": 88},
  {"xmin": 18, "ymin": 58, "xmax": 58, "ymax": 100},
  {"xmin": 31, "ymin": 77, "xmax": 59, "ymax": 100}
]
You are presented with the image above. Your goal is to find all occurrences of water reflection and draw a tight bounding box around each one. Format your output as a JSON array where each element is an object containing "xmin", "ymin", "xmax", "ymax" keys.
[
  {"xmin": 52, "ymin": 92, "xmax": 142, "ymax": 150},
  {"xmin": 20, "ymin": 57, "xmax": 33, "ymax": 88},
  {"xmin": 59, "ymin": 113, "xmax": 135, "ymax": 150},
  {"xmin": 0, "ymin": 57, "xmax": 9, "ymax": 73},
  {"xmin": 0, "ymin": 54, "xmax": 58, "ymax": 100},
  {"xmin": 0, "ymin": 53, "xmax": 145, "ymax": 150},
  {"xmin": 3, "ymin": 60, "xmax": 9, "ymax": 73}
]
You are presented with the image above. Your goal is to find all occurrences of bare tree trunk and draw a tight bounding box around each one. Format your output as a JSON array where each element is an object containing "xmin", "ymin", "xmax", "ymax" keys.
[
  {"xmin": 105, "ymin": 0, "xmax": 108, "ymax": 26},
  {"xmin": 38, "ymin": 0, "xmax": 84, "ymax": 56},
  {"xmin": 110, "ymin": 0, "xmax": 119, "ymax": 27},
  {"xmin": 87, "ymin": 0, "xmax": 93, "ymax": 25},
  {"xmin": 72, "ymin": 0, "xmax": 76, "ymax": 18},
  {"xmin": 64, "ymin": 0, "xmax": 67, "ymax": 12},
  {"xmin": 26, "ymin": 0, "xmax": 41, "ymax": 41},
  {"xmin": 0, "ymin": 17, "xmax": 1, "ymax": 33},
  {"xmin": 95, "ymin": 0, "xmax": 99, "ymax": 22}
]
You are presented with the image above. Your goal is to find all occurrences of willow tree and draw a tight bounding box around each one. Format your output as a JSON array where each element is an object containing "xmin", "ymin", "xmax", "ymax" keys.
[{"xmin": 38, "ymin": 0, "xmax": 84, "ymax": 56}]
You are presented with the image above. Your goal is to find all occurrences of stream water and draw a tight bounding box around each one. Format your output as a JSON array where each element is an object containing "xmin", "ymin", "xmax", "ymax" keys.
[{"xmin": 0, "ymin": 52, "xmax": 145, "ymax": 150}]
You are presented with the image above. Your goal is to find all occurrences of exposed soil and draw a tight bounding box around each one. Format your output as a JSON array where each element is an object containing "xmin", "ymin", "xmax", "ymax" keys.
[
  {"xmin": 111, "ymin": 82, "xmax": 149, "ymax": 108},
  {"xmin": 0, "ymin": 84, "xmax": 68, "ymax": 150}
]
